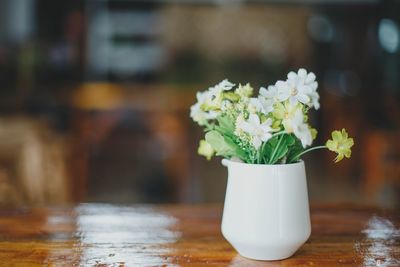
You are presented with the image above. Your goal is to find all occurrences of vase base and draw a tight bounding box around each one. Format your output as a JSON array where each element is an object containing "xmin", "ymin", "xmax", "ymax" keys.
[
  {"xmin": 237, "ymin": 252, "xmax": 294, "ymax": 261},
  {"xmin": 233, "ymin": 244, "xmax": 298, "ymax": 261}
]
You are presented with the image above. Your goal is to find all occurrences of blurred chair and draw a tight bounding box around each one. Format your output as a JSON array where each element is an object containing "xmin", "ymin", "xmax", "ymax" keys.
[{"xmin": 0, "ymin": 118, "xmax": 70, "ymax": 205}]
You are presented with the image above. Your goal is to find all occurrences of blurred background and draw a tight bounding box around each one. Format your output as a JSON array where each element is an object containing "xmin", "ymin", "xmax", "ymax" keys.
[{"xmin": 0, "ymin": 0, "xmax": 399, "ymax": 208}]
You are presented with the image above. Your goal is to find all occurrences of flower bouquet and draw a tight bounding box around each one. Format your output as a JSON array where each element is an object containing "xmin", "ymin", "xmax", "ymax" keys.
[
  {"xmin": 190, "ymin": 69, "xmax": 354, "ymax": 260},
  {"xmin": 191, "ymin": 68, "xmax": 354, "ymax": 164}
]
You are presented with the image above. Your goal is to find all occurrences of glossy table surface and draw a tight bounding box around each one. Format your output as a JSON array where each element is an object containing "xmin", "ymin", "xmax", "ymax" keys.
[{"xmin": 0, "ymin": 204, "xmax": 399, "ymax": 266}]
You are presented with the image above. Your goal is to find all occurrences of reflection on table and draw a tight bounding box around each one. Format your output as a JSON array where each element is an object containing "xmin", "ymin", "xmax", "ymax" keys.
[{"xmin": 0, "ymin": 204, "xmax": 398, "ymax": 266}]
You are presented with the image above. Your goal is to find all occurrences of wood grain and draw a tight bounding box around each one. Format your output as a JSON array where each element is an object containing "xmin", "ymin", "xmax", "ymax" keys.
[{"xmin": 0, "ymin": 204, "xmax": 398, "ymax": 266}]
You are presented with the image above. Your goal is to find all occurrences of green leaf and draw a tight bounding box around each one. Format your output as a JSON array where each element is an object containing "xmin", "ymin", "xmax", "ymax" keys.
[
  {"xmin": 271, "ymin": 145, "xmax": 288, "ymax": 164},
  {"xmin": 214, "ymin": 116, "xmax": 235, "ymax": 138},
  {"xmin": 261, "ymin": 140, "xmax": 274, "ymax": 163},
  {"xmin": 205, "ymin": 130, "xmax": 247, "ymax": 160},
  {"xmin": 205, "ymin": 131, "xmax": 229, "ymax": 155},
  {"xmin": 284, "ymin": 134, "xmax": 296, "ymax": 147},
  {"xmin": 262, "ymin": 134, "xmax": 297, "ymax": 164},
  {"xmin": 225, "ymin": 136, "xmax": 248, "ymax": 160},
  {"xmin": 286, "ymin": 138, "xmax": 304, "ymax": 163}
]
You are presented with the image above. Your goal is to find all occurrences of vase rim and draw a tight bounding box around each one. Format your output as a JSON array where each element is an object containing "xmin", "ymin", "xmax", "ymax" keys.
[{"xmin": 222, "ymin": 158, "xmax": 304, "ymax": 167}]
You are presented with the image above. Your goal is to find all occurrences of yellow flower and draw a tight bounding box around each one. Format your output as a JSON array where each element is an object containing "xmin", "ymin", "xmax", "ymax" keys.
[
  {"xmin": 198, "ymin": 140, "xmax": 215, "ymax": 160},
  {"xmin": 326, "ymin": 129, "xmax": 354, "ymax": 162},
  {"xmin": 310, "ymin": 127, "xmax": 318, "ymax": 140},
  {"xmin": 273, "ymin": 101, "xmax": 303, "ymax": 133}
]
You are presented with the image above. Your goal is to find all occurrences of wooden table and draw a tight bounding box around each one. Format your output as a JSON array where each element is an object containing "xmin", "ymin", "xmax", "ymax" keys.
[{"xmin": 0, "ymin": 204, "xmax": 398, "ymax": 266}]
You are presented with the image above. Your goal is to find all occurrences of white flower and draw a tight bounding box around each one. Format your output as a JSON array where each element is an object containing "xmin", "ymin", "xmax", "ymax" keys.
[
  {"xmin": 275, "ymin": 102, "xmax": 312, "ymax": 148},
  {"xmin": 220, "ymin": 100, "xmax": 233, "ymax": 112},
  {"xmin": 217, "ymin": 79, "xmax": 235, "ymax": 90},
  {"xmin": 290, "ymin": 109, "xmax": 312, "ymax": 148},
  {"xmin": 259, "ymin": 81, "xmax": 288, "ymax": 102},
  {"xmin": 259, "ymin": 85, "xmax": 276, "ymax": 99},
  {"xmin": 190, "ymin": 103, "xmax": 218, "ymax": 125},
  {"xmin": 279, "ymin": 68, "xmax": 318, "ymax": 107},
  {"xmin": 258, "ymin": 83, "xmax": 287, "ymax": 114},
  {"xmin": 201, "ymin": 79, "xmax": 236, "ymax": 111},
  {"xmin": 258, "ymin": 96, "xmax": 274, "ymax": 114},
  {"xmin": 248, "ymin": 97, "xmax": 268, "ymax": 114},
  {"xmin": 210, "ymin": 79, "xmax": 235, "ymax": 95},
  {"xmin": 237, "ymin": 114, "xmax": 273, "ymax": 149},
  {"xmin": 309, "ymin": 90, "xmax": 320, "ymax": 110},
  {"xmin": 190, "ymin": 91, "xmax": 219, "ymax": 125}
]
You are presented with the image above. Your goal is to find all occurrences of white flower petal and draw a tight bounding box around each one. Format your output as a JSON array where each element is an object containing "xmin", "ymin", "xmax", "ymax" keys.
[
  {"xmin": 258, "ymin": 97, "xmax": 274, "ymax": 114},
  {"xmin": 299, "ymin": 84, "xmax": 313, "ymax": 94},
  {"xmin": 275, "ymin": 80, "xmax": 288, "ymax": 90},
  {"xmin": 310, "ymin": 92, "xmax": 320, "ymax": 110},
  {"xmin": 259, "ymin": 87, "xmax": 268, "ymax": 97},
  {"xmin": 207, "ymin": 111, "xmax": 219, "ymax": 119},
  {"xmin": 306, "ymin": 72, "xmax": 316, "ymax": 83},
  {"xmin": 297, "ymin": 93, "xmax": 310, "ymax": 104},
  {"xmin": 287, "ymin": 71, "xmax": 297, "ymax": 80},
  {"xmin": 298, "ymin": 68, "xmax": 307, "ymax": 78},
  {"xmin": 261, "ymin": 118, "xmax": 272, "ymax": 126},
  {"xmin": 289, "ymin": 96, "xmax": 298, "ymax": 106},
  {"xmin": 295, "ymin": 124, "xmax": 312, "ymax": 148},
  {"xmin": 261, "ymin": 132, "xmax": 272, "ymax": 142},
  {"xmin": 238, "ymin": 121, "xmax": 254, "ymax": 134},
  {"xmin": 252, "ymin": 138, "xmax": 262, "ymax": 150},
  {"xmin": 311, "ymin": 81, "xmax": 318, "ymax": 90},
  {"xmin": 217, "ymin": 79, "xmax": 235, "ymax": 90},
  {"xmin": 249, "ymin": 98, "xmax": 265, "ymax": 113},
  {"xmin": 248, "ymin": 114, "xmax": 261, "ymax": 125}
]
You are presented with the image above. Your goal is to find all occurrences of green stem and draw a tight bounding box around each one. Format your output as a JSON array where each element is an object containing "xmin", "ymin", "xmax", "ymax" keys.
[
  {"xmin": 258, "ymin": 141, "xmax": 267, "ymax": 164},
  {"xmin": 251, "ymin": 150, "xmax": 257, "ymax": 164},
  {"xmin": 257, "ymin": 131, "xmax": 285, "ymax": 164},
  {"xmin": 271, "ymin": 130, "xmax": 286, "ymax": 137},
  {"xmin": 268, "ymin": 134, "xmax": 285, "ymax": 164},
  {"xmin": 292, "ymin": 145, "xmax": 326, "ymax": 161}
]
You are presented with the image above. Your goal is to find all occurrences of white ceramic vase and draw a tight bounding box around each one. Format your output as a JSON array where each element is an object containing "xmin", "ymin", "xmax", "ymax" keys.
[{"xmin": 221, "ymin": 159, "xmax": 311, "ymax": 261}]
